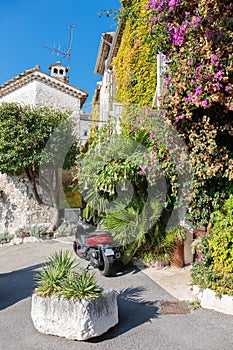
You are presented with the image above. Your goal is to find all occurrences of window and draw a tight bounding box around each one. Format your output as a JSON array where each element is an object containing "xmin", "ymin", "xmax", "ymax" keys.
[
  {"xmin": 53, "ymin": 68, "xmax": 58, "ymax": 74},
  {"xmin": 83, "ymin": 130, "xmax": 88, "ymax": 137},
  {"xmin": 59, "ymin": 69, "xmax": 64, "ymax": 75}
]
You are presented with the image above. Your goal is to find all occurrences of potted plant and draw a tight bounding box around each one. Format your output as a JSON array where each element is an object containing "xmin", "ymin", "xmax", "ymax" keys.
[
  {"xmin": 31, "ymin": 250, "xmax": 118, "ymax": 340},
  {"xmin": 166, "ymin": 225, "xmax": 188, "ymax": 268}
]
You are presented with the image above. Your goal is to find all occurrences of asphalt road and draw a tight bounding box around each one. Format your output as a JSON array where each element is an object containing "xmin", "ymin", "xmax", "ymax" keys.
[{"xmin": 0, "ymin": 238, "xmax": 233, "ymax": 350}]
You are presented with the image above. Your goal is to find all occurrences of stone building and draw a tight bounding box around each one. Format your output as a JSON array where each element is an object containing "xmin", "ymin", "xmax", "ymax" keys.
[
  {"xmin": 0, "ymin": 62, "xmax": 87, "ymax": 120},
  {"xmin": 0, "ymin": 62, "xmax": 88, "ymax": 234},
  {"xmin": 79, "ymin": 111, "xmax": 92, "ymax": 145},
  {"xmin": 92, "ymin": 27, "xmax": 124, "ymax": 133}
]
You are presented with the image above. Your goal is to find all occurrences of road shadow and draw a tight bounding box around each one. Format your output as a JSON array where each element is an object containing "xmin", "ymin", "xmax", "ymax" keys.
[
  {"xmin": 106, "ymin": 263, "xmax": 141, "ymax": 277},
  {"xmin": 88, "ymin": 286, "xmax": 160, "ymax": 342},
  {"xmin": 85, "ymin": 260, "xmax": 142, "ymax": 279},
  {"xmin": 0, "ymin": 263, "xmax": 42, "ymax": 310}
]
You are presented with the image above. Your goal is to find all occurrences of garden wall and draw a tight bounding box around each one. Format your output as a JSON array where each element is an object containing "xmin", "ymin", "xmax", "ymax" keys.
[
  {"xmin": 193, "ymin": 285, "xmax": 233, "ymax": 316},
  {"xmin": 0, "ymin": 173, "xmax": 51, "ymax": 235}
]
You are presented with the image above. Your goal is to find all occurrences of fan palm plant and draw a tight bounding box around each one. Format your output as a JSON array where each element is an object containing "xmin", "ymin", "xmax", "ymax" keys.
[{"xmin": 100, "ymin": 199, "xmax": 162, "ymax": 264}]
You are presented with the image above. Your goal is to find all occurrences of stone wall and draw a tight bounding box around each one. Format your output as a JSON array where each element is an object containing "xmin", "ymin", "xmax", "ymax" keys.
[{"xmin": 0, "ymin": 173, "xmax": 51, "ymax": 235}]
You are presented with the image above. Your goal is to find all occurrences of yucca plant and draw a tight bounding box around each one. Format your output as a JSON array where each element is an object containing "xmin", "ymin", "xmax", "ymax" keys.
[
  {"xmin": 59, "ymin": 269, "xmax": 103, "ymax": 300},
  {"xmin": 34, "ymin": 250, "xmax": 77, "ymax": 297},
  {"xmin": 34, "ymin": 250, "xmax": 102, "ymax": 300}
]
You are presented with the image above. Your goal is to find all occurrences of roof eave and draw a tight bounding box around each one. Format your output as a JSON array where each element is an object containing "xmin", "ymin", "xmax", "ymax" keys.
[
  {"xmin": 94, "ymin": 32, "xmax": 114, "ymax": 76},
  {"xmin": 0, "ymin": 68, "xmax": 88, "ymax": 107}
]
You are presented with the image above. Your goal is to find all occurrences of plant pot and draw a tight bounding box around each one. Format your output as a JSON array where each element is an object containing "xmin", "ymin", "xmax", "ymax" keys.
[
  {"xmin": 170, "ymin": 241, "xmax": 184, "ymax": 268},
  {"xmin": 31, "ymin": 289, "xmax": 118, "ymax": 340},
  {"xmin": 193, "ymin": 227, "xmax": 208, "ymax": 260},
  {"xmin": 193, "ymin": 227, "xmax": 207, "ymax": 239}
]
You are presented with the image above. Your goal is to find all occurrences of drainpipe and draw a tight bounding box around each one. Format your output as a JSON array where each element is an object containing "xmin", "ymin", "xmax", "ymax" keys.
[{"xmin": 152, "ymin": 51, "xmax": 162, "ymax": 109}]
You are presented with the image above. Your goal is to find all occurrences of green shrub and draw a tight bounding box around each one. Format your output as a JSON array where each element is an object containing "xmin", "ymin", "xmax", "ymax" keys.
[
  {"xmin": 34, "ymin": 250, "xmax": 103, "ymax": 300},
  {"xmin": 15, "ymin": 227, "xmax": 30, "ymax": 238},
  {"xmin": 29, "ymin": 225, "xmax": 49, "ymax": 238},
  {"xmin": 14, "ymin": 225, "xmax": 49, "ymax": 239},
  {"xmin": 191, "ymin": 234, "xmax": 218, "ymax": 290},
  {"xmin": 208, "ymin": 195, "xmax": 233, "ymax": 295},
  {"xmin": 191, "ymin": 195, "xmax": 233, "ymax": 296},
  {"xmin": 138, "ymin": 225, "xmax": 188, "ymax": 267},
  {"xmin": 209, "ymin": 195, "xmax": 233, "ymax": 275},
  {"xmin": 54, "ymin": 222, "xmax": 76, "ymax": 237},
  {"xmin": 138, "ymin": 250, "xmax": 170, "ymax": 267},
  {"xmin": 0, "ymin": 231, "xmax": 13, "ymax": 244}
]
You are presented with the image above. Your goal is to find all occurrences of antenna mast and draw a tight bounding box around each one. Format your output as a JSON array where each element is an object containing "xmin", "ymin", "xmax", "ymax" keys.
[{"xmin": 44, "ymin": 25, "xmax": 75, "ymax": 82}]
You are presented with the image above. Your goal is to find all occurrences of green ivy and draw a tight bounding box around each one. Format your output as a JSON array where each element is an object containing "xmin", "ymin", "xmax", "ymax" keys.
[{"xmin": 114, "ymin": 0, "xmax": 157, "ymax": 108}]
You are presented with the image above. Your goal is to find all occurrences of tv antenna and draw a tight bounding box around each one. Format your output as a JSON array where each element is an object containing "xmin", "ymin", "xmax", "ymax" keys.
[{"xmin": 44, "ymin": 25, "xmax": 75, "ymax": 82}]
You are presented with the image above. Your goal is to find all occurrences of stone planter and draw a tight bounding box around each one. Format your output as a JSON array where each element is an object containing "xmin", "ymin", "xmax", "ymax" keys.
[
  {"xmin": 31, "ymin": 289, "xmax": 118, "ymax": 340},
  {"xmin": 193, "ymin": 285, "xmax": 233, "ymax": 315}
]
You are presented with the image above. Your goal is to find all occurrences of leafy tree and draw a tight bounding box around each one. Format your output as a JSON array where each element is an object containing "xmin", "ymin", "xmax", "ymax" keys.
[
  {"xmin": 0, "ymin": 102, "xmax": 78, "ymax": 231},
  {"xmin": 74, "ymin": 121, "xmax": 187, "ymax": 263}
]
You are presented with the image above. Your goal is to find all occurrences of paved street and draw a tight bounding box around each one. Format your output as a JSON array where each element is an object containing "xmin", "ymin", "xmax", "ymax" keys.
[{"xmin": 0, "ymin": 239, "xmax": 233, "ymax": 350}]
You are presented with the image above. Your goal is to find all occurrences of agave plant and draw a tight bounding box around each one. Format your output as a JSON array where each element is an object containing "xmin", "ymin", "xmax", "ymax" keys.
[{"xmin": 34, "ymin": 250, "xmax": 102, "ymax": 300}]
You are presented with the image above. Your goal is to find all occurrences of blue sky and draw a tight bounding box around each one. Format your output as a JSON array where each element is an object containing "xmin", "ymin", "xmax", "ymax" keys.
[{"xmin": 0, "ymin": 0, "xmax": 120, "ymax": 110}]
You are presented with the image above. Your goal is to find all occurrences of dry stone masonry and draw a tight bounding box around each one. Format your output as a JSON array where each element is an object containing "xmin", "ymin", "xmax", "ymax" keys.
[{"xmin": 0, "ymin": 173, "xmax": 50, "ymax": 235}]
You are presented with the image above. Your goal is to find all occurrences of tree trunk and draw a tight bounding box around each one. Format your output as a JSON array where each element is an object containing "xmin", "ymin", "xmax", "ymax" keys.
[
  {"xmin": 46, "ymin": 207, "xmax": 60, "ymax": 233},
  {"xmin": 45, "ymin": 168, "xmax": 62, "ymax": 233},
  {"xmin": 25, "ymin": 167, "xmax": 43, "ymax": 205}
]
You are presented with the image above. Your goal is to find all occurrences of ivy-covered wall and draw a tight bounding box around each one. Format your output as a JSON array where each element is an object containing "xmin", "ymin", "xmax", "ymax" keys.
[{"xmin": 114, "ymin": 0, "xmax": 157, "ymax": 108}]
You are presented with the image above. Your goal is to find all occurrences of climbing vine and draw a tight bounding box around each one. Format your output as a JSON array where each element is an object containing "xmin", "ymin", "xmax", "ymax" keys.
[
  {"xmin": 114, "ymin": 0, "xmax": 157, "ymax": 108},
  {"xmin": 145, "ymin": 0, "xmax": 233, "ymax": 226}
]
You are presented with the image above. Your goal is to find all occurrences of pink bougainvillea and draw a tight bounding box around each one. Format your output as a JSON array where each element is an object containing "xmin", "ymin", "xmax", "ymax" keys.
[{"xmin": 144, "ymin": 0, "xmax": 233, "ymax": 225}]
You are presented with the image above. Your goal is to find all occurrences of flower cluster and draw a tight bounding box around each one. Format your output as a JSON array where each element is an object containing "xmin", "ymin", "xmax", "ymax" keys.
[
  {"xmin": 168, "ymin": 20, "xmax": 188, "ymax": 46},
  {"xmin": 129, "ymin": 106, "xmax": 191, "ymax": 208}
]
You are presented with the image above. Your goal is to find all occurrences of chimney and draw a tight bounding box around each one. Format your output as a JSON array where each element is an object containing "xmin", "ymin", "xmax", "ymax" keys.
[{"xmin": 48, "ymin": 61, "xmax": 69, "ymax": 82}]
